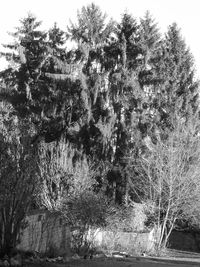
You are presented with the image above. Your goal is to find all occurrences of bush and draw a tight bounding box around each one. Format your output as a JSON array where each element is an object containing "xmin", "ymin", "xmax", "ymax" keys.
[
  {"xmin": 105, "ymin": 202, "xmax": 147, "ymax": 233},
  {"xmin": 62, "ymin": 191, "xmax": 109, "ymax": 253}
]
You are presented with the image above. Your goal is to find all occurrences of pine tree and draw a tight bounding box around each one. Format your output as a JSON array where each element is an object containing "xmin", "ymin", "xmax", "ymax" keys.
[
  {"xmin": 66, "ymin": 3, "xmax": 117, "ymax": 161},
  {"xmin": 0, "ymin": 14, "xmax": 88, "ymax": 143},
  {"xmin": 68, "ymin": 3, "xmax": 114, "ymax": 48},
  {"xmin": 0, "ymin": 14, "xmax": 47, "ymax": 117},
  {"xmin": 100, "ymin": 12, "xmax": 145, "ymax": 204},
  {"xmin": 155, "ymin": 23, "xmax": 199, "ymax": 134},
  {"xmin": 138, "ymin": 11, "xmax": 161, "ymax": 69},
  {"xmin": 117, "ymin": 12, "xmax": 140, "ymax": 69},
  {"xmin": 48, "ymin": 22, "xmax": 65, "ymax": 49}
]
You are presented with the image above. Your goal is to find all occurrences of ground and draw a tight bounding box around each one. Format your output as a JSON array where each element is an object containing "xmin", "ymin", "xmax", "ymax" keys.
[{"xmin": 24, "ymin": 256, "xmax": 200, "ymax": 267}]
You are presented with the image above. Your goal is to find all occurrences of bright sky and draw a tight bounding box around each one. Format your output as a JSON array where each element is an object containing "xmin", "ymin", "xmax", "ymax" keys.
[{"xmin": 1, "ymin": 0, "xmax": 200, "ymax": 77}]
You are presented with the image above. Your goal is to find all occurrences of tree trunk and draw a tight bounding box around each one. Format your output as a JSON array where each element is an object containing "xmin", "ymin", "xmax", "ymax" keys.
[
  {"xmin": 124, "ymin": 175, "xmax": 129, "ymax": 206},
  {"xmin": 112, "ymin": 181, "xmax": 116, "ymax": 203}
]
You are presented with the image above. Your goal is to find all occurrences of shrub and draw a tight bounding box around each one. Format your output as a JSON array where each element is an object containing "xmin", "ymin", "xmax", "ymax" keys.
[
  {"xmin": 105, "ymin": 202, "xmax": 147, "ymax": 233},
  {"xmin": 62, "ymin": 191, "xmax": 109, "ymax": 253}
]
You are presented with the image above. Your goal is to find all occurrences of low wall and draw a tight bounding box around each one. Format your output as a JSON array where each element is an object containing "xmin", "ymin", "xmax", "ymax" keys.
[
  {"xmin": 17, "ymin": 210, "xmax": 71, "ymax": 254},
  {"xmin": 87, "ymin": 228, "xmax": 156, "ymax": 254},
  {"xmin": 19, "ymin": 211, "xmax": 200, "ymax": 254},
  {"xmin": 18, "ymin": 210, "xmax": 156, "ymax": 255}
]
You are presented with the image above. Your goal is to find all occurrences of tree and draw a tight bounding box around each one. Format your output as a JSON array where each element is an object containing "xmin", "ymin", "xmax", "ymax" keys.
[
  {"xmin": 0, "ymin": 130, "xmax": 39, "ymax": 255},
  {"xmin": 138, "ymin": 11, "xmax": 161, "ymax": 71},
  {"xmin": 135, "ymin": 118, "xmax": 200, "ymax": 249},
  {"xmin": 0, "ymin": 13, "xmax": 47, "ymax": 110},
  {"xmin": 0, "ymin": 13, "xmax": 89, "ymax": 144},
  {"xmin": 37, "ymin": 139, "xmax": 109, "ymax": 254},
  {"xmin": 67, "ymin": 3, "xmax": 117, "ymax": 162},
  {"xmin": 37, "ymin": 140, "xmax": 97, "ymax": 210},
  {"xmin": 154, "ymin": 23, "xmax": 199, "ymax": 133},
  {"xmin": 117, "ymin": 12, "xmax": 140, "ymax": 69},
  {"xmin": 0, "ymin": 13, "xmax": 49, "ymax": 136},
  {"xmin": 68, "ymin": 3, "xmax": 114, "ymax": 49},
  {"xmin": 0, "ymin": 65, "xmax": 39, "ymax": 255},
  {"xmin": 135, "ymin": 11, "xmax": 162, "ymax": 141},
  {"xmin": 48, "ymin": 22, "xmax": 66, "ymax": 49},
  {"xmin": 104, "ymin": 12, "xmax": 158, "ymax": 204}
]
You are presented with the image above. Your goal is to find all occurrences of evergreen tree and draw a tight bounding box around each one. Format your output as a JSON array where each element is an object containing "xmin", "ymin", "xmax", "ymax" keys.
[
  {"xmin": 67, "ymin": 3, "xmax": 117, "ymax": 162},
  {"xmin": 154, "ymin": 23, "xmax": 199, "ymax": 134},
  {"xmin": 0, "ymin": 14, "xmax": 48, "ymax": 121},
  {"xmin": 138, "ymin": 11, "xmax": 161, "ymax": 70},
  {"xmin": 0, "ymin": 14, "xmax": 88, "ymax": 143},
  {"xmin": 68, "ymin": 2, "xmax": 114, "ymax": 48},
  {"xmin": 102, "ymin": 12, "xmax": 144, "ymax": 204},
  {"xmin": 117, "ymin": 12, "xmax": 140, "ymax": 69},
  {"xmin": 135, "ymin": 11, "xmax": 162, "ymax": 142},
  {"xmin": 48, "ymin": 22, "xmax": 65, "ymax": 49}
]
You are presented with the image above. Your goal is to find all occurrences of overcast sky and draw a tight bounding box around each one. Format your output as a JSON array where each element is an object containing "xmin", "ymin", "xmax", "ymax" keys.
[{"xmin": 0, "ymin": 0, "xmax": 200, "ymax": 77}]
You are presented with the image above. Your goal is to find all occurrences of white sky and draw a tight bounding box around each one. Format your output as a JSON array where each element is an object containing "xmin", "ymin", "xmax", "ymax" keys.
[{"xmin": 0, "ymin": 0, "xmax": 200, "ymax": 77}]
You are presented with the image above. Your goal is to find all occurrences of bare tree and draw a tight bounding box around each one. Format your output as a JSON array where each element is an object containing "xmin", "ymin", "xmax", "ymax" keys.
[
  {"xmin": 0, "ymin": 137, "xmax": 39, "ymax": 255},
  {"xmin": 133, "ymin": 120, "xmax": 200, "ymax": 249},
  {"xmin": 37, "ymin": 140, "xmax": 97, "ymax": 210}
]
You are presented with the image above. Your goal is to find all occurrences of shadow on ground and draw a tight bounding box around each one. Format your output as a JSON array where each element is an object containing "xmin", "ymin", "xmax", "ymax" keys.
[{"xmin": 24, "ymin": 255, "xmax": 200, "ymax": 267}]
